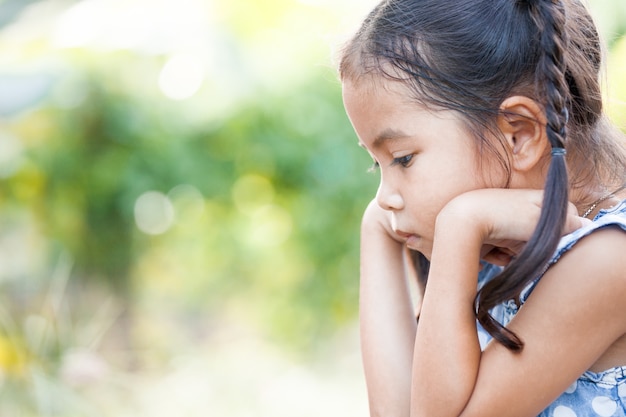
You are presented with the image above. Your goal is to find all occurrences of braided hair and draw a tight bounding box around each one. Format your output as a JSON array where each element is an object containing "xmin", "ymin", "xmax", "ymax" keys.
[
  {"xmin": 340, "ymin": 0, "xmax": 626, "ymax": 350},
  {"xmin": 476, "ymin": 0, "xmax": 570, "ymax": 351}
]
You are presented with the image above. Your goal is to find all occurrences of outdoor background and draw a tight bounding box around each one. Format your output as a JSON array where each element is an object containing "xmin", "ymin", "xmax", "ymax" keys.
[{"xmin": 0, "ymin": 0, "xmax": 624, "ymax": 416}]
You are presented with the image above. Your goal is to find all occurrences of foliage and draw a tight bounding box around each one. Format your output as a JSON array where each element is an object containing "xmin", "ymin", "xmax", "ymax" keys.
[{"xmin": 1, "ymin": 43, "xmax": 376, "ymax": 354}]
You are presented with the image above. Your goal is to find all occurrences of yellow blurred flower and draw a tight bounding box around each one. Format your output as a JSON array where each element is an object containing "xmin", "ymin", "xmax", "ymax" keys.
[{"xmin": 0, "ymin": 334, "xmax": 28, "ymax": 376}]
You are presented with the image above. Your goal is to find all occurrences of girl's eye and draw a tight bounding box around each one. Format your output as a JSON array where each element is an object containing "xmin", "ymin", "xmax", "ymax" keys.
[
  {"xmin": 367, "ymin": 161, "xmax": 380, "ymax": 173},
  {"xmin": 392, "ymin": 154, "xmax": 414, "ymax": 168}
]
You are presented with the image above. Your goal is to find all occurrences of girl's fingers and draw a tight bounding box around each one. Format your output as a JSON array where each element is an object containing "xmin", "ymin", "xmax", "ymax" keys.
[{"xmin": 565, "ymin": 202, "xmax": 592, "ymax": 234}]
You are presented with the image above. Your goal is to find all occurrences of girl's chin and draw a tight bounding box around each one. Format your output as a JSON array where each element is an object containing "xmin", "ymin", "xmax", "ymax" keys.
[{"xmin": 406, "ymin": 239, "xmax": 432, "ymax": 260}]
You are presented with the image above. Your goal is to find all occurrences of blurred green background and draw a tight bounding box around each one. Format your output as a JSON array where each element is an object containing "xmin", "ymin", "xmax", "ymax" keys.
[{"xmin": 0, "ymin": 0, "xmax": 624, "ymax": 415}]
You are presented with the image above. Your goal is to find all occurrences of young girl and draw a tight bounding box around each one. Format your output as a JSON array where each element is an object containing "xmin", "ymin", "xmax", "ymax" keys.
[{"xmin": 339, "ymin": 0, "xmax": 626, "ymax": 416}]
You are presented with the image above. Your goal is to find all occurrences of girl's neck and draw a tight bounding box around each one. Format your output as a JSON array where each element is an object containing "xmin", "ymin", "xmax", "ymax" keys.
[{"xmin": 575, "ymin": 184, "xmax": 626, "ymax": 219}]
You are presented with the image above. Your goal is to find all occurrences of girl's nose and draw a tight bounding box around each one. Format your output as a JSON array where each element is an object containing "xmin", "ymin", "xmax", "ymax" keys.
[{"xmin": 376, "ymin": 181, "xmax": 404, "ymax": 211}]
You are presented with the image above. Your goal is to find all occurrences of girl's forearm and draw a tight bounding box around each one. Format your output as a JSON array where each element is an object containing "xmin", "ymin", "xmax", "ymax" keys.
[
  {"xmin": 360, "ymin": 203, "xmax": 418, "ymax": 417},
  {"xmin": 410, "ymin": 215, "xmax": 483, "ymax": 417}
]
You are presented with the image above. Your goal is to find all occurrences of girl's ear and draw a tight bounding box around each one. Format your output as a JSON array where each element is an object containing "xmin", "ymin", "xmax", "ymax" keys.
[{"xmin": 497, "ymin": 96, "xmax": 549, "ymax": 173}]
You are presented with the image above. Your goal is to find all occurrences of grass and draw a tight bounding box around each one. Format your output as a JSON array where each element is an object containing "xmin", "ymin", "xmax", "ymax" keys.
[{"xmin": 0, "ymin": 255, "xmax": 368, "ymax": 416}]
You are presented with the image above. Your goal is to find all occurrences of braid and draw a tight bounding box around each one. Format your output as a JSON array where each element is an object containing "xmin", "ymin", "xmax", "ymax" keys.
[
  {"xmin": 475, "ymin": 0, "xmax": 571, "ymax": 351},
  {"xmin": 528, "ymin": 0, "xmax": 570, "ymax": 148}
]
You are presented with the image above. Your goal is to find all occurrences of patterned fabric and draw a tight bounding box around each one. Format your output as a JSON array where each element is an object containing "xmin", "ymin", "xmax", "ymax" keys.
[{"xmin": 476, "ymin": 199, "xmax": 626, "ymax": 417}]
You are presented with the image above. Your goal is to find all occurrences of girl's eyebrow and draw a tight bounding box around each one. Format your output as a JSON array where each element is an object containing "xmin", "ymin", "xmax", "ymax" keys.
[{"xmin": 373, "ymin": 128, "xmax": 410, "ymax": 148}]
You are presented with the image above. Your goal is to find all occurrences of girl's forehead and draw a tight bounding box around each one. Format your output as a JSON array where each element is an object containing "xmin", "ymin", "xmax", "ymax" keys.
[
  {"xmin": 343, "ymin": 78, "xmax": 447, "ymax": 126},
  {"xmin": 343, "ymin": 80, "xmax": 402, "ymax": 122},
  {"xmin": 342, "ymin": 76, "xmax": 378, "ymax": 97},
  {"xmin": 343, "ymin": 76, "xmax": 413, "ymax": 106}
]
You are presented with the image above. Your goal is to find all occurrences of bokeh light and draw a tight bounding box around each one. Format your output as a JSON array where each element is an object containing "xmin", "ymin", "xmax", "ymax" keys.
[
  {"xmin": 232, "ymin": 174, "xmax": 275, "ymax": 215},
  {"xmin": 158, "ymin": 54, "xmax": 205, "ymax": 100},
  {"xmin": 243, "ymin": 204, "xmax": 293, "ymax": 248},
  {"xmin": 168, "ymin": 184, "xmax": 206, "ymax": 224},
  {"xmin": 134, "ymin": 191, "xmax": 176, "ymax": 235}
]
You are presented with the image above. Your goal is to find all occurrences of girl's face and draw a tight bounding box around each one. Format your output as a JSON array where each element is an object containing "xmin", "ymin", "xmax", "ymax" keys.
[{"xmin": 343, "ymin": 78, "xmax": 506, "ymax": 259}]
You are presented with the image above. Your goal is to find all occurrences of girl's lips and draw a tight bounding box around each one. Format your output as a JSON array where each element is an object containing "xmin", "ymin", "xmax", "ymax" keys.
[
  {"xmin": 395, "ymin": 230, "xmax": 420, "ymax": 248},
  {"xmin": 395, "ymin": 230, "xmax": 414, "ymax": 240}
]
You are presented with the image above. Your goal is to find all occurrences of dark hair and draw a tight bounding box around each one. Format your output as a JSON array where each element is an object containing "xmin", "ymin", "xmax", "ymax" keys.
[{"xmin": 341, "ymin": 0, "xmax": 626, "ymax": 350}]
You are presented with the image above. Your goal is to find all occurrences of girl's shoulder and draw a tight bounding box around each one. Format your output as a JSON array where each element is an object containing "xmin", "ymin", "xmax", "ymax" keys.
[
  {"xmin": 519, "ymin": 199, "xmax": 626, "ymax": 304},
  {"xmin": 552, "ymin": 198, "xmax": 626, "ymax": 262}
]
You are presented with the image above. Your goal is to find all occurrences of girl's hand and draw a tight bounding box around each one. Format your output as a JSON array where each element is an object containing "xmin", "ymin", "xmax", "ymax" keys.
[
  {"xmin": 436, "ymin": 189, "xmax": 589, "ymax": 266},
  {"xmin": 361, "ymin": 198, "xmax": 407, "ymax": 244}
]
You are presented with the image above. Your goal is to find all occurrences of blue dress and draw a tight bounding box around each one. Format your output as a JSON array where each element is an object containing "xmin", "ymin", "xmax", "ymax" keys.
[{"xmin": 476, "ymin": 199, "xmax": 626, "ymax": 417}]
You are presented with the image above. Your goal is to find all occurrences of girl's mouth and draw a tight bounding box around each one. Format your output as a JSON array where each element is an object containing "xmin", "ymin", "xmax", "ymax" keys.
[
  {"xmin": 395, "ymin": 230, "xmax": 413, "ymax": 239},
  {"xmin": 395, "ymin": 230, "xmax": 421, "ymax": 250}
]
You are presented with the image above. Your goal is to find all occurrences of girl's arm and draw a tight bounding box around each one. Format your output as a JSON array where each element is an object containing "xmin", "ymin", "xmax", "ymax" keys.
[
  {"xmin": 410, "ymin": 189, "xmax": 626, "ymax": 417},
  {"xmin": 410, "ymin": 196, "xmax": 483, "ymax": 417},
  {"xmin": 360, "ymin": 200, "xmax": 420, "ymax": 417}
]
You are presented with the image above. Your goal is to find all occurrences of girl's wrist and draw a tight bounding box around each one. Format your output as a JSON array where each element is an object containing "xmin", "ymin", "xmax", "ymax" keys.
[
  {"xmin": 431, "ymin": 196, "xmax": 485, "ymax": 292},
  {"xmin": 435, "ymin": 193, "xmax": 488, "ymax": 247}
]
